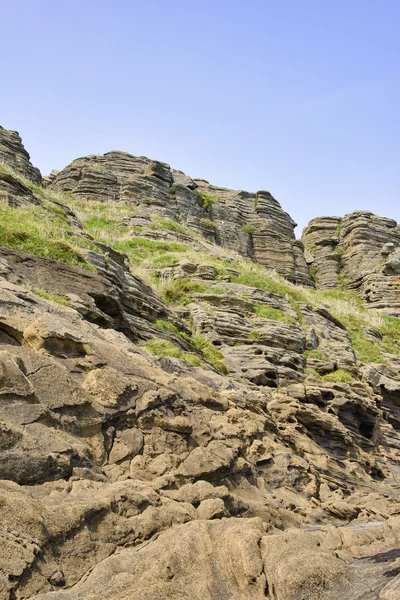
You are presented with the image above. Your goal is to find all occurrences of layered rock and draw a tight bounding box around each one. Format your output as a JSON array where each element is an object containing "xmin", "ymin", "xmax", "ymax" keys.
[
  {"xmin": 50, "ymin": 152, "xmax": 313, "ymax": 285},
  {"xmin": 0, "ymin": 127, "xmax": 41, "ymax": 184},
  {"xmin": 302, "ymin": 211, "xmax": 400, "ymax": 314},
  {"xmin": 1, "ymin": 127, "xmax": 400, "ymax": 600}
]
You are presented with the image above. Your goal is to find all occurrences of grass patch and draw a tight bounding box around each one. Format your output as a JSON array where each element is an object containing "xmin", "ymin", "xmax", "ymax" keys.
[
  {"xmin": 200, "ymin": 217, "xmax": 218, "ymax": 231},
  {"xmin": 248, "ymin": 330, "xmax": 260, "ymax": 341},
  {"xmin": 145, "ymin": 338, "xmax": 201, "ymax": 367},
  {"xmin": 242, "ymin": 223, "xmax": 258, "ymax": 234},
  {"xmin": 159, "ymin": 278, "xmax": 231, "ymax": 305},
  {"xmin": 149, "ymin": 217, "xmax": 190, "ymax": 235},
  {"xmin": 196, "ymin": 190, "xmax": 217, "ymax": 210},
  {"xmin": 31, "ymin": 288, "xmax": 70, "ymax": 306},
  {"xmin": 253, "ymin": 304, "xmax": 296, "ymax": 323},
  {"xmin": 190, "ymin": 333, "xmax": 228, "ymax": 374},
  {"xmin": 305, "ymin": 368, "xmax": 354, "ymax": 383},
  {"xmin": 0, "ymin": 204, "xmax": 94, "ymax": 270}
]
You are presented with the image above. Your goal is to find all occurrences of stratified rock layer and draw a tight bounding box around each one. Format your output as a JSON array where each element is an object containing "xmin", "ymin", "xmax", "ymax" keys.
[
  {"xmin": 0, "ymin": 126, "xmax": 400, "ymax": 600},
  {"xmin": 50, "ymin": 152, "xmax": 312, "ymax": 285},
  {"xmin": 0, "ymin": 127, "xmax": 41, "ymax": 184},
  {"xmin": 303, "ymin": 211, "xmax": 400, "ymax": 314}
]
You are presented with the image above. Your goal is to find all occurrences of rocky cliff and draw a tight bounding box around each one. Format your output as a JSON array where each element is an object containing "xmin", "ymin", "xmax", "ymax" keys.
[
  {"xmin": 50, "ymin": 151, "xmax": 313, "ymax": 286},
  {"xmin": 302, "ymin": 213, "xmax": 400, "ymax": 315},
  {"xmin": 0, "ymin": 127, "xmax": 399, "ymax": 600}
]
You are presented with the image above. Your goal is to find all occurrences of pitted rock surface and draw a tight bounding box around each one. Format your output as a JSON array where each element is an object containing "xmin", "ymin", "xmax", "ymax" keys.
[{"xmin": 0, "ymin": 126, "xmax": 400, "ymax": 600}]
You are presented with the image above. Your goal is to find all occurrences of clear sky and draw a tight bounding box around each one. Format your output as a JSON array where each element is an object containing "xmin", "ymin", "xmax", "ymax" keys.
[{"xmin": 1, "ymin": 0, "xmax": 399, "ymax": 234}]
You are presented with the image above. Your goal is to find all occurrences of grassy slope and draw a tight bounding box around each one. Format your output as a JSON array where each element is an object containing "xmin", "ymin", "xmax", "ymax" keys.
[{"xmin": 0, "ymin": 162, "xmax": 399, "ymax": 373}]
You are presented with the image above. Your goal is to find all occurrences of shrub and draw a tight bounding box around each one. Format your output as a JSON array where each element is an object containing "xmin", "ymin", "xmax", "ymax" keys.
[{"xmin": 196, "ymin": 191, "xmax": 217, "ymax": 210}]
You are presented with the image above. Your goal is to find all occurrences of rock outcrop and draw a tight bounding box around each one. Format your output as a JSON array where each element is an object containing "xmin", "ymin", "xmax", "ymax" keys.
[
  {"xmin": 303, "ymin": 212, "xmax": 400, "ymax": 315},
  {"xmin": 0, "ymin": 127, "xmax": 41, "ymax": 184},
  {"xmin": 0, "ymin": 126, "xmax": 400, "ymax": 600},
  {"xmin": 50, "ymin": 152, "xmax": 312, "ymax": 285}
]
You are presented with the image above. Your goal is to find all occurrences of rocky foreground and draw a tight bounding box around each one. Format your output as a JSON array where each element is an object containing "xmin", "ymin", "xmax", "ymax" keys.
[{"xmin": 0, "ymin": 126, "xmax": 399, "ymax": 599}]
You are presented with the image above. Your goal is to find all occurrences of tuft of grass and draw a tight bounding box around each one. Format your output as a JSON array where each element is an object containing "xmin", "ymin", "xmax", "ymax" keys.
[
  {"xmin": 253, "ymin": 304, "xmax": 296, "ymax": 323},
  {"xmin": 144, "ymin": 338, "xmax": 201, "ymax": 367},
  {"xmin": 196, "ymin": 190, "xmax": 217, "ymax": 210},
  {"xmin": 242, "ymin": 223, "xmax": 258, "ymax": 234},
  {"xmin": 305, "ymin": 367, "xmax": 354, "ymax": 383},
  {"xmin": 149, "ymin": 217, "xmax": 190, "ymax": 235},
  {"xmin": 348, "ymin": 329, "xmax": 386, "ymax": 364},
  {"xmin": 248, "ymin": 330, "xmax": 260, "ymax": 341},
  {"xmin": 200, "ymin": 217, "xmax": 218, "ymax": 231},
  {"xmin": 190, "ymin": 333, "xmax": 228, "ymax": 374},
  {"xmin": 154, "ymin": 319, "xmax": 180, "ymax": 334},
  {"xmin": 159, "ymin": 278, "xmax": 231, "ymax": 305},
  {"xmin": 0, "ymin": 204, "xmax": 94, "ymax": 271},
  {"xmin": 31, "ymin": 288, "xmax": 70, "ymax": 306}
]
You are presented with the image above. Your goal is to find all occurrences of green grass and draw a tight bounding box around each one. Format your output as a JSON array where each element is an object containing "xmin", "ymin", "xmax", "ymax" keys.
[
  {"xmin": 200, "ymin": 217, "xmax": 218, "ymax": 231},
  {"xmin": 248, "ymin": 330, "xmax": 260, "ymax": 341},
  {"xmin": 160, "ymin": 278, "xmax": 231, "ymax": 305},
  {"xmin": 154, "ymin": 319, "xmax": 180, "ymax": 334},
  {"xmin": 242, "ymin": 223, "xmax": 258, "ymax": 234},
  {"xmin": 231, "ymin": 271, "xmax": 306, "ymax": 302},
  {"xmin": 31, "ymin": 288, "xmax": 70, "ymax": 306},
  {"xmin": 196, "ymin": 190, "xmax": 217, "ymax": 210},
  {"xmin": 154, "ymin": 320, "xmax": 228, "ymax": 373},
  {"xmin": 190, "ymin": 333, "xmax": 228, "ymax": 374},
  {"xmin": 253, "ymin": 304, "xmax": 296, "ymax": 323},
  {"xmin": 114, "ymin": 238, "xmax": 191, "ymax": 261},
  {"xmin": 0, "ymin": 204, "xmax": 95, "ymax": 270},
  {"xmin": 305, "ymin": 368, "xmax": 354, "ymax": 383},
  {"xmin": 303, "ymin": 349, "xmax": 328, "ymax": 361},
  {"xmin": 149, "ymin": 217, "xmax": 190, "ymax": 235},
  {"xmin": 145, "ymin": 338, "xmax": 201, "ymax": 367}
]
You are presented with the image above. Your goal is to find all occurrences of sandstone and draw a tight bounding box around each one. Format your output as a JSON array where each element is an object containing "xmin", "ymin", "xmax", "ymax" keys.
[{"xmin": 0, "ymin": 127, "xmax": 399, "ymax": 600}]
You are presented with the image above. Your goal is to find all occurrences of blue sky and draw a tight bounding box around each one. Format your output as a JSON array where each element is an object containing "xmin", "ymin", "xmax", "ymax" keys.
[{"xmin": 1, "ymin": 0, "xmax": 399, "ymax": 234}]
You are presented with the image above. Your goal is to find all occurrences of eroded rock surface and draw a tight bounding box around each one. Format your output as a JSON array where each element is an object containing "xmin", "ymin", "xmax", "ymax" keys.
[
  {"xmin": 0, "ymin": 127, "xmax": 399, "ymax": 600},
  {"xmin": 303, "ymin": 212, "xmax": 400, "ymax": 315},
  {"xmin": 50, "ymin": 152, "xmax": 312, "ymax": 285}
]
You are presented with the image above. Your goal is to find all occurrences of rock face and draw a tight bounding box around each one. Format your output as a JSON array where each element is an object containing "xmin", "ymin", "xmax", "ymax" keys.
[
  {"xmin": 50, "ymin": 152, "xmax": 312, "ymax": 285},
  {"xmin": 0, "ymin": 126, "xmax": 41, "ymax": 184},
  {"xmin": 0, "ymin": 127, "xmax": 400, "ymax": 600},
  {"xmin": 303, "ymin": 212, "xmax": 400, "ymax": 315}
]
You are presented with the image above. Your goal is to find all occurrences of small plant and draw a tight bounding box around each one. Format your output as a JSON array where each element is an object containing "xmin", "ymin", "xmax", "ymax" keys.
[
  {"xmin": 196, "ymin": 190, "xmax": 217, "ymax": 210},
  {"xmin": 248, "ymin": 330, "xmax": 260, "ymax": 341},
  {"xmin": 305, "ymin": 367, "xmax": 354, "ymax": 383},
  {"xmin": 149, "ymin": 217, "xmax": 189, "ymax": 235},
  {"xmin": 160, "ymin": 278, "xmax": 230, "ymax": 305},
  {"xmin": 242, "ymin": 223, "xmax": 258, "ymax": 234}
]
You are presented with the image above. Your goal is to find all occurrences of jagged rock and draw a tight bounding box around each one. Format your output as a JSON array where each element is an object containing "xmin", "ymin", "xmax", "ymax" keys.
[
  {"xmin": 50, "ymin": 152, "xmax": 313, "ymax": 286},
  {"xmin": 303, "ymin": 211, "xmax": 400, "ymax": 314},
  {"xmin": 1, "ymin": 127, "xmax": 400, "ymax": 600},
  {"xmin": 0, "ymin": 127, "xmax": 42, "ymax": 184}
]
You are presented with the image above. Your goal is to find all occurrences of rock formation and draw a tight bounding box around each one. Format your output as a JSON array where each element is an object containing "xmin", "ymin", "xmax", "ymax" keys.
[
  {"xmin": 0, "ymin": 127, "xmax": 399, "ymax": 600},
  {"xmin": 0, "ymin": 127, "xmax": 41, "ymax": 185},
  {"xmin": 302, "ymin": 212, "xmax": 400, "ymax": 315},
  {"xmin": 50, "ymin": 152, "xmax": 312, "ymax": 286}
]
